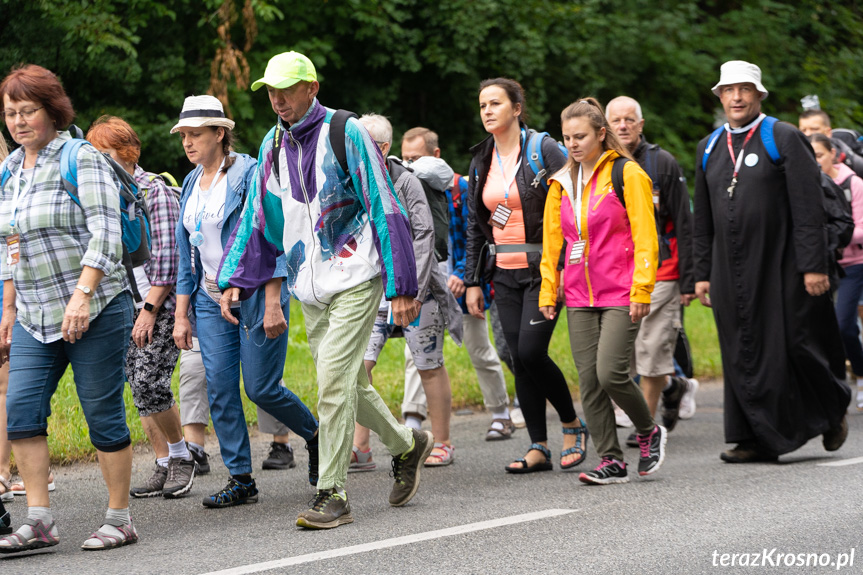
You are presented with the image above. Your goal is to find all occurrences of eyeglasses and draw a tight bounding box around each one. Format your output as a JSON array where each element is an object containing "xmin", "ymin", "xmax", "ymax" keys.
[{"xmin": 3, "ymin": 107, "xmax": 44, "ymax": 121}]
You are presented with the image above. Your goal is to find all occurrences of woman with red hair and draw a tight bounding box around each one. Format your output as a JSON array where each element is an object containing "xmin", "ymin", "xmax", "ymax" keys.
[
  {"xmin": 0, "ymin": 65, "xmax": 137, "ymax": 552},
  {"xmin": 86, "ymin": 116, "xmax": 198, "ymax": 499}
]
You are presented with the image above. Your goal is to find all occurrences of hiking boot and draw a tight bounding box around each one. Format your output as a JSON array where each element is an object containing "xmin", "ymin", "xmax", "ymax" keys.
[
  {"xmin": 348, "ymin": 446, "xmax": 376, "ymax": 472},
  {"xmin": 262, "ymin": 442, "xmax": 296, "ymax": 470},
  {"xmin": 202, "ymin": 477, "xmax": 259, "ymax": 508},
  {"xmin": 720, "ymin": 444, "xmax": 778, "ymax": 463},
  {"xmin": 636, "ymin": 425, "xmax": 667, "ymax": 476},
  {"xmin": 661, "ymin": 377, "xmax": 687, "ymax": 432},
  {"xmin": 679, "ymin": 378, "xmax": 699, "ymax": 419},
  {"xmin": 306, "ymin": 436, "xmax": 319, "ymax": 486},
  {"xmin": 578, "ymin": 457, "xmax": 629, "ymax": 485},
  {"xmin": 187, "ymin": 443, "xmax": 210, "ymax": 475},
  {"xmin": 389, "ymin": 429, "xmax": 434, "ymax": 507},
  {"xmin": 163, "ymin": 457, "xmax": 197, "ymax": 499},
  {"xmin": 823, "ymin": 417, "xmax": 848, "ymax": 452},
  {"xmin": 130, "ymin": 463, "xmax": 168, "ymax": 498},
  {"xmin": 296, "ymin": 489, "xmax": 353, "ymax": 529}
]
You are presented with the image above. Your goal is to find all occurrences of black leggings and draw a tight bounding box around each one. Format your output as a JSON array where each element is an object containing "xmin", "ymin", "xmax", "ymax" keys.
[{"xmin": 494, "ymin": 267, "xmax": 577, "ymax": 443}]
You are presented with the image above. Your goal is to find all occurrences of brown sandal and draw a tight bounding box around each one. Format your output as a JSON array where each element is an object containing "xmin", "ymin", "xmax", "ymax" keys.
[{"xmin": 486, "ymin": 418, "xmax": 516, "ymax": 441}]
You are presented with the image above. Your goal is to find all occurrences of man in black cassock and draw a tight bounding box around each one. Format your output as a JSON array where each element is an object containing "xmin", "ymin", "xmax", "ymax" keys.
[{"xmin": 694, "ymin": 60, "xmax": 850, "ymax": 463}]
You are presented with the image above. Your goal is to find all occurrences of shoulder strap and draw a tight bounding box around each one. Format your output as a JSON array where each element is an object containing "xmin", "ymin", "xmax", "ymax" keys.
[
  {"xmin": 271, "ymin": 122, "xmax": 283, "ymax": 185},
  {"xmin": 330, "ymin": 109, "xmax": 359, "ymax": 176},
  {"xmin": 760, "ymin": 116, "xmax": 780, "ymax": 163},
  {"xmin": 526, "ymin": 131, "xmax": 546, "ymax": 177},
  {"xmin": 611, "ymin": 157, "xmax": 629, "ymax": 209},
  {"xmin": 60, "ymin": 139, "xmax": 89, "ymax": 206},
  {"xmin": 157, "ymin": 172, "xmax": 179, "ymax": 187},
  {"xmin": 701, "ymin": 126, "xmax": 726, "ymax": 172}
]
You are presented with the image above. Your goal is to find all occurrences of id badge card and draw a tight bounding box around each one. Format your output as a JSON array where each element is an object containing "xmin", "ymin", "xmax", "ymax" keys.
[
  {"xmin": 652, "ymin": 186, "xmax": 660, "ymax": 206},
  {"xmin": 569, "ymin": 239, "xmax": 586, "ymax": 265},
  {"xmin": 204, "ymin": 273, "xmax": 222, "ymax": 301},
  {"xmin": 488, "ymin": 203, "xmax": 513, "ymax": 230},
  {"xmin": 388, "ymin": 304, "xmax": 421, "ymax": 327},
  {"xmin": 6, "ymin": 234, "xmax": 20, "ymax": 266}
]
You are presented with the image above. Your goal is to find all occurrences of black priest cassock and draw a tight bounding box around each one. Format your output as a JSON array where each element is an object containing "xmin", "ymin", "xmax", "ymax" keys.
[{"xmin": 694, "ymin": 116, "xmax": 850, "ymax": 457}]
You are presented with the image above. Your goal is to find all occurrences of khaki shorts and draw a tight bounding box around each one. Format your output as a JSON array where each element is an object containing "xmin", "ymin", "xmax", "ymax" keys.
[{"xmin": 634, "ymin": 280, "xmax": 681, "ymax": 377}]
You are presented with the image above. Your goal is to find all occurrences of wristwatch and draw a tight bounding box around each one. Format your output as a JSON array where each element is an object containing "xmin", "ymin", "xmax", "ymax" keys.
[
  {"xmin": 143, "ymin": 302, "xmax": 158, "ymax": 313},
  {"xmin": 76, "ymin": 284, "xmax": 92, "ymax": 296}
]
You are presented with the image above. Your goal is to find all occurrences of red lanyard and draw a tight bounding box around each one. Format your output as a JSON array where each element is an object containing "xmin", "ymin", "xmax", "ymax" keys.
[{"xmin": 725, "ymin": 117, "xmax": 763, "ymax": 197}]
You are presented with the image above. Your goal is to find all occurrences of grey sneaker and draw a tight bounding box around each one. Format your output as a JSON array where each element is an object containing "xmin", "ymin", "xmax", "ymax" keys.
[
  {"xmin": 262, "ymin": 442, "xmax": 296, "ymax": 470},
  {"xmin": 130, "ymin": 463, "xmax": 167, "ymax": 498},
  {"xmin": 389, "ymin": 429, "xmax": 434, "ymax": 507},
  {"xmin": 296, "ymin": 489, "xmax": 353, "ymax": 529},
  {"xmin": 163, "ymin": 457, "xmax": 197, "ymax": 499}
]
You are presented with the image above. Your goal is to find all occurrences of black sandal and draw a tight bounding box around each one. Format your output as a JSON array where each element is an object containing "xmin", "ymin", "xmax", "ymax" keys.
[
  {"xmin": 561, "ymin": 418, "xmax": 589, "ymax": 470},
  {"xmin": 505, "ymin": 443, "xmax": 553, "ymax": 474}
]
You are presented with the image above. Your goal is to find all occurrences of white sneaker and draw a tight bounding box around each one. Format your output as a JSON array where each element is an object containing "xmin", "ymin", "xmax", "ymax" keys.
[
  {"xmin": 614, "ymin": 402, "xmax": 634, "ymax": 428},
  {"xmin": 679, "ymin": 378, "xmax": 699, "ymax": 420},
  {"xmin": 510, "ymin": 407, "xmax": 526, "ymax": 429}
]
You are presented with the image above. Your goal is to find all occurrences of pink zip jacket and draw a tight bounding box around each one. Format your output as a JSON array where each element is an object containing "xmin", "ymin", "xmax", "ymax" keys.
[
  {"xmin": 539, "ymin": 150, "xmax": 657, "ymax": 308},
  {"xmin": 835, "ymin": 162, "xmax": 863, "ymax": 267}
]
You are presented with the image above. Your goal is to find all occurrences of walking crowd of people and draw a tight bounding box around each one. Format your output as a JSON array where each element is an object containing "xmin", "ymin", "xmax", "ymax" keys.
[{"xmin": 0, "ymin": 52, "xmax": 857, "ymax": 554}]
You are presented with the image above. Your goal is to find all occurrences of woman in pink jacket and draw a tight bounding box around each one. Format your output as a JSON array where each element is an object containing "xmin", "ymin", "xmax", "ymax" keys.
[
  {"xmin": 539, "ymin": 98, "xmax": 666, "ymax": 485},
  {"xmin": 810, "ymin": 133, "xmax": 863, "ymax": 412}
]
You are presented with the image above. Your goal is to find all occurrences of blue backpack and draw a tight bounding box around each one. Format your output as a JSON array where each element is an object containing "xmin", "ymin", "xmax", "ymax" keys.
[
  {"xmin": 525, "ymin": 130, "xmax": 567, "ymax": 193},
  {"xmin": 1, "ymin": 132, "xmax": 152, "ymax": 301}
]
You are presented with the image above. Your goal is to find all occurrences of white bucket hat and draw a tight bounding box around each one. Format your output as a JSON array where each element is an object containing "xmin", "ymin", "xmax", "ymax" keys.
[
  {"xmin": 711, "ymin": 60, "xmax": 768, "ymax": 100},
  {"xmin": 170, "ymin": 95, "xmax": 235, "ymax": 134}
]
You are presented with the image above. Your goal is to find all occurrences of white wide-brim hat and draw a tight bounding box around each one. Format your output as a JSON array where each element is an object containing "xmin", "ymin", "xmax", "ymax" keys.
[
  {"xmin": 170, "ymin": 95, "xmax": 235, "ymax": 134},
  {"xmin": 711, "ymin": 60, "xmax": 768, "ymax": 100}
]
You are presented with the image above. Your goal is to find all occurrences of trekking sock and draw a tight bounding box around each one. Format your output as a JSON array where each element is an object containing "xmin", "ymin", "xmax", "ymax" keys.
[
  {"xmin": 156, "ymin": 457, "xmax": 170, "ymax": 468},
  {"xmin": 490, "ymin": 407, "xmax": 511, "ymax": 431},
  {"xmin": 405, "ymin": 415, "xmax": 423, "ymax": 431},
  {"xmin": 82, "ymin": 508, "xmax": 130, "ymax": 546},
  {"xmin": 232, "ymin": 474, "xmax": 253, "ymax": 485},
  {"xmin": 168, "ymin": 439, "xmax": 192, "ymax": 461},
  {"xmin": 14, "ymin": 506, "xmax": 58, "ymax": 539}
]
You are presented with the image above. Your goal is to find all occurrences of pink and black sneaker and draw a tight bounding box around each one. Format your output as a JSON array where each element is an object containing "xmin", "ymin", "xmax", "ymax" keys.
[
  {"xmin": 637, "ymin": 424, "xmax": 667, "ymax": 476},
  {"xmin": 578, "ymin": 456, "xmax": 629, "ymax": 485}
]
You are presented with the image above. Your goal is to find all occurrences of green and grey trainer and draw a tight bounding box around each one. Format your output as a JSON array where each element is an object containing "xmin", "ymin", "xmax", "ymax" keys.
[
  {"xmin": 130, "ymin": 463, "xmax": 167, "ymax": 498},
  {"xmin": 389, "ymin": 429, "xmax": 434, "ymax": 507},
  {"xmin": 296, "ymin": 489, "xmax": 353, "ymax": 529}
]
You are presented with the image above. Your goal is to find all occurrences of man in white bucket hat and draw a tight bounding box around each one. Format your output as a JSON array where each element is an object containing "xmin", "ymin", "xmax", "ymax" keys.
[
  {"xmin": 218, "ymin": 51, "xmax": 433, "ymax": 529},
  {"xmin": 694, "ymin": 60, "xmax": 850, "ymax": 464}
]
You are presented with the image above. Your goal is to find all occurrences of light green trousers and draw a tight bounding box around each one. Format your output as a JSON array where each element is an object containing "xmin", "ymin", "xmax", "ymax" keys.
[{"xmin": 302, "ymin": 279, "xmax": 413, "ymax": 490}]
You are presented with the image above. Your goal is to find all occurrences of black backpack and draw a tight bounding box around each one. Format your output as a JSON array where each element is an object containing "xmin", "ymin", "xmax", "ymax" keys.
[
  {"xmin": 386, "ymin": 158, "xmax": 449, "ymax": 262},
  {"xmin": 271, "ymin": 109, "xmax": 357, "ymax": 185},
  {"xmin": 833, "ymin": 137, "xmax": 863, "ymax": 179},
  {"xmin": 821, "ymin": 172, "xmax": 855, "ymax": 285},
  {"xmin": 609, "ymin": 157, "xmax": 666, "ymax": 267}
]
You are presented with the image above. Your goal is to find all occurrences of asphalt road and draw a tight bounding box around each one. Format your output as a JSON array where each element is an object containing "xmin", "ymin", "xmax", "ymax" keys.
[{"xmin": 1, "ymin": 379, "xmax": 861, "ymax": 575}]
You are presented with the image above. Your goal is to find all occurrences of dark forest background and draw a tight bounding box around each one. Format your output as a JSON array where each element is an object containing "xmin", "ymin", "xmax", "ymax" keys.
[{"xmin": 1, "ymin": 0, "xmax": 861, "ymax": 183}]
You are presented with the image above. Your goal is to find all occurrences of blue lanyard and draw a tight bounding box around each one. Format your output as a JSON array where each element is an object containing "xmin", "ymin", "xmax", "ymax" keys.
[
  {"xmin": 493, "ymin": 129, "xmax": 525, "ymax": 205},
  {"xmin": 10, "ymin": 163, "xmax": 34, "ymax": 230}
]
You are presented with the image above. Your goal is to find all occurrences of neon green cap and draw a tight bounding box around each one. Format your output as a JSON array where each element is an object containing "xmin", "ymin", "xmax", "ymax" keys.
[{"xmin": 251, "ymin": 51, "xmax": 317, "ymax": 91}]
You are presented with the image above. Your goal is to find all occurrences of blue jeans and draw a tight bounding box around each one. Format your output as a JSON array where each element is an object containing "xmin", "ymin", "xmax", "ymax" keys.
[
  {"xmin": 7, "ymin": 293, "xmax": 134, "ymax": 451},
  {"xmin": 194, "ymin": 295, "xmax": 317, "ymax": 476},
  {"xmin": 836, "ymin": 263, "xmax": 863, "ymax": 375}
]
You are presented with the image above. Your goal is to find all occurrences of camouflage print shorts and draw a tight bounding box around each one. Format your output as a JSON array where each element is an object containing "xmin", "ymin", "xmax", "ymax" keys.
[{"xmin": 364, "ymin": 294, "xmax": 445, "ymax": 370}]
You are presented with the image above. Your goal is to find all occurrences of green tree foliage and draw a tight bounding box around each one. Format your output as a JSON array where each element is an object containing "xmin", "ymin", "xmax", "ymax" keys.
[{"xmin": 1, "ymin": 0, "xmax": 861, "ymax": 182}]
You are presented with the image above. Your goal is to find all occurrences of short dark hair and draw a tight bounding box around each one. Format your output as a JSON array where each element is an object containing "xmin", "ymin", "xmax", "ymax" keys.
[
  {"xmin": 808, "ymin": 132, "xmax": 833, "ymax": 151},
  {"xmin": 0, "ymin": 64, "xmax": 75, "ymax": 128},
  {"xmin": 478, "ymin": 77, "xmax": 528, "ymax": 122},
  {"xmin": 402, "ymin": 127, "xmax": 438, "ymax": 155},
  {"xmin": 800, "ymin": 109, "xmax": 831, "ymax": 127}
]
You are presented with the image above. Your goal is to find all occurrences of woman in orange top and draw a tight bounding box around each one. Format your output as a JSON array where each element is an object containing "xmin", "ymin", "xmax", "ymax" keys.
[
  {"xmin": 464, "ymin": 78, "xmax": 587, "ymax": 474},
  {"xmin": 539, "ymin": 98, "xmax": 665, "ymax": 485}
]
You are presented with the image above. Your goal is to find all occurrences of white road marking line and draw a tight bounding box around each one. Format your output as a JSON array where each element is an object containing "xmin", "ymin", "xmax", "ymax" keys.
[
  {"xmin": 817, "ymin": 456, "xmax": 863, "ymax": 467},
  {"xmin": 198, "ymin": 508, "xmax": 578, "ymax": 575}
]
